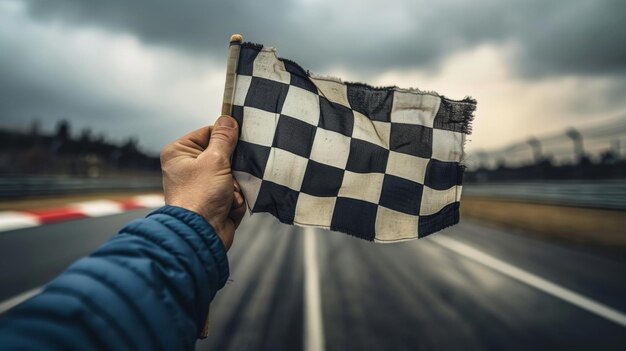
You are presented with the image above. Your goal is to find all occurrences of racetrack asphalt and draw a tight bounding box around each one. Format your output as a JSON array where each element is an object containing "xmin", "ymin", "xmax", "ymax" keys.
[{"xmin": 0, "ymin": 209, "xmax": 624, "ymax": 350}]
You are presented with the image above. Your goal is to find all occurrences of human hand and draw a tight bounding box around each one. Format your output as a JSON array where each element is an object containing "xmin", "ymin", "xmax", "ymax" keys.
[{"xmin": 160, "ymin": 115, "xmax": 246, "ymax": 250}]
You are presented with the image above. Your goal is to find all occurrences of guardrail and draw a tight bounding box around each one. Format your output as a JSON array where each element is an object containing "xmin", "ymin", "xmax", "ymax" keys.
[
  {"xmin": 3, "ymin": 177, "xmax": 624, "ymax": 211},
  {"xmin": 0, "ymin": 176, "xmax": 162, "ymax": 199},
  {"xmin": 463, "ymin": 181, "xmax": 626, "ymax": 211}
]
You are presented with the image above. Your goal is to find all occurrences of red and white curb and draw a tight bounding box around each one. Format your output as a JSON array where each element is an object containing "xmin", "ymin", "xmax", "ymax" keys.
[{"xmin": 0, "ymin": 194, "xmax": 165, "ymax": 232}]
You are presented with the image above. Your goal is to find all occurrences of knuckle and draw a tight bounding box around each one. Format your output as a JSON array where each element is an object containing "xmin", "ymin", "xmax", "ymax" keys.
[
  {"xmin": 209, "ymin": 151, "xmax": 230, "ymax": 166},
  {"xmin": 160, "ymin": 145, "xmax": 173, "ymax": 164},
  {"xmin": 212, "ymin": 127, "xmax": 236, "ymax": 144}
]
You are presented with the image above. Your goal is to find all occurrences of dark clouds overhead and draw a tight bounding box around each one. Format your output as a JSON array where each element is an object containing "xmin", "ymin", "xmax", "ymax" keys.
[
  {"xmin": 23, "ymin": 0, "xmax": 626, "ymax": 77},
  {"xmin": 2, "ymin": 0, "xmax": 625, "ymax": 153}
]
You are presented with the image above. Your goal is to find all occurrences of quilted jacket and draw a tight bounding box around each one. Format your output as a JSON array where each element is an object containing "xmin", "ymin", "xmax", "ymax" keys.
[{"xmin": 0, "ymin": 205, "xmax": 229, "ymax": 350}]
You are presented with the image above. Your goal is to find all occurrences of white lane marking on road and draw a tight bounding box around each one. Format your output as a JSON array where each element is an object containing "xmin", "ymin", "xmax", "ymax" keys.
[
  {"xmin": 132, "ymin": 195, "xmax": 165, "ymax": 208},
  {"xmin": 0, "ymin": 212, "xmax": 40, "ymax": 232},
  {"xmin": 0, "ymin": 287, "xmax": 43, "ymax": 314},
  {"xmin": 304, "ymin": 227, "xmax": 325, "ymax": 351},
  {"xmin": 432, "ymin": 235, "xmax": 626, "ymax": 328},
  {"xmin": 72, "ymin": 200, "xmax": 124, "ymax": 217}
]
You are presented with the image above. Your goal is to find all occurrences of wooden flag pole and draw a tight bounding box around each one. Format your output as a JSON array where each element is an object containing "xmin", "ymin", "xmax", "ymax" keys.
[
  {"xmin": 221, "ymin": 34, "xmax": 243, "ymax": 117},
  {"xmin": 200, "ymin": 33, "xmax": 243, "ymax": 340}
]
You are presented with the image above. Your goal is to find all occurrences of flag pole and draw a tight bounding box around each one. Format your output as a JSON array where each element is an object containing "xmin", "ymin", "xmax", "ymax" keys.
[
  {"xmin": 221, "ymin": 33, "xmax": 243, "ymax": 117},
  {"xmin": 200, "ymin": 34, "xmax": 243, "ymax": 340}
]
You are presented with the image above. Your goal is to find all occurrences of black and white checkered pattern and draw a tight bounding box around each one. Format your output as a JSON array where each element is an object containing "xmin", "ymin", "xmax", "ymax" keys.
[{"xmin": 230, "ymin": 42, "xmax": 475, "ymax": 242}]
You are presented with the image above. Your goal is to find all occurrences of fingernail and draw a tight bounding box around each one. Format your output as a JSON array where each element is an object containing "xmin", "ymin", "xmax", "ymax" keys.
[
  {"xmin": 235, "ymin": 193, "xmax": 244, "ymax": 206},
  {"xmin": 216, "ymin": 115, "xmax": 237, "ymax": 128}
]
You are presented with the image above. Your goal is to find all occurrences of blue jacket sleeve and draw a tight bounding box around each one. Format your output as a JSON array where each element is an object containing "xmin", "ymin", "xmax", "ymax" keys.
[{"xmin": 0, "ymin": 205, "xmax": 230, "ymax": 351}]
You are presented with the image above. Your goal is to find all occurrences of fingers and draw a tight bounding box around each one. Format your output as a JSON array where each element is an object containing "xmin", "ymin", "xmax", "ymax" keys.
[
  {"xmin": 233, "ymin": 190, "xmax": 245, "ymax": 209},
  {"xmin": 230, "ymin": 180, "xmax": 246, "ymax": 229},
  {"xmin": 229, "ymin": 201, "xmax": 246, "ymax": 229},
  {"xmin": 180, "ymin": 126, "xmax": 212, "ymax": 149},
  {"xmin": 160, "ymin": 126, "xmax": 211, "ymax": 161},
  {"xmin": 233, "ymin": 178, "xmax": 243, "ymax": 207},
  {"xmin": 219, "ymin": 190, "xmax": 246, "ymax": 251},
  {"xmin": 205, "ymin": 115, "xmax": 239, "ymax": 161}
]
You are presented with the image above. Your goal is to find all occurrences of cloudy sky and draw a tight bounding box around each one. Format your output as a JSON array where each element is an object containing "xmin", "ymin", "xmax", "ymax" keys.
[{"xmin": 1, "ymin": 0, "xmax": 624, "ymax": 155}]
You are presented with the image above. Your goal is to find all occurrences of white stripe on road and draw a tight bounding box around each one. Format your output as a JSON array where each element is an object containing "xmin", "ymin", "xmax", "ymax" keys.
[
  {"xmin": 132, "ymin": 194, "xmax": 166, "ymax": 208},
  {"xmin": 0, "ymin": 211, "xmax": 40, "ymax": 232},
  {"xmin": 72, "ymin": 200, "xmax": 124, "ymax": 217},
  {"xmin": 304, "ymin": 227, "xmax": 325, "ymax": 351},
  {"xmin": 0, "ymin": 195, "xmax": 165, "ymax": 233},
  {"xmin": 431, "ymin": 235, "xmax": 626, "ymax": 328},
  {"xmin": 0, "ymin": 287, "xmax": 43, "ymax": 315}
]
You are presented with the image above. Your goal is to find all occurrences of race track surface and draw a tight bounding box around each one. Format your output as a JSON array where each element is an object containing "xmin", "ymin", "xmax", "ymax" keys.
[{"xmin": 1, "ymin": 210, "xmax": 624, "ymax": 350}]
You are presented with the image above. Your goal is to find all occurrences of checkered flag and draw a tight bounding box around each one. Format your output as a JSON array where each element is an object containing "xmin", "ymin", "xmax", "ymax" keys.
[{"xmin": 222, "ymin": 37, "xmax": 475, "ymax": 243}]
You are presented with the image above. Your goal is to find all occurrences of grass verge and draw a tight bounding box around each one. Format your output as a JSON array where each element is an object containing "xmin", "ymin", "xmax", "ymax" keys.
[{"xmin": 461, "ymin": 197, "xmax": 626, "ymax": 252}]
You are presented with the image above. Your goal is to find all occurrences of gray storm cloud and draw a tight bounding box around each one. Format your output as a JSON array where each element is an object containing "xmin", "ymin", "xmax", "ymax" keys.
[
  {"xmin": 1, "ymin": 0, "xmax": 625, "ymax": 153},
  {"xmin": 21, "ymin": 0, "xmax": 626, "ymax": 76}
]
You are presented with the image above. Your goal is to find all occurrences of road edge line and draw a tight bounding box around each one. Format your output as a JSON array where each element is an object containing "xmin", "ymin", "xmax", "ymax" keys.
[
  {"xmin": 431, "ymin": 235, "xmax": 626, "ymax": 328},
  {"xmin": 0, "ymin": 287, "xmax": 43, "ymax": 315},
  {"xmin": 304, "ymin": 227, "xmax": 325, "ymax": 351}
]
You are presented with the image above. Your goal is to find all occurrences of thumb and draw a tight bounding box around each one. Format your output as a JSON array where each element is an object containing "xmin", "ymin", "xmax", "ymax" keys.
[{"xmin": 206, "ymin": 115, "xmax": 239, "ymax": 159}]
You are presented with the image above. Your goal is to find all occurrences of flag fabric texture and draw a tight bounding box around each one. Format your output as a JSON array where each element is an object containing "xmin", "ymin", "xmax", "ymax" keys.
[{"xmin": 229, "ymin": 42, "xmax": 476, "ymax": 242}]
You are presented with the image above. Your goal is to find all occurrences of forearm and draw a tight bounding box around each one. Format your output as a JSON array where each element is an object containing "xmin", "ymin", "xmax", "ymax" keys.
[{"xmin": 0, "ymin": 205, "xmax": 229, "ymax": 351}]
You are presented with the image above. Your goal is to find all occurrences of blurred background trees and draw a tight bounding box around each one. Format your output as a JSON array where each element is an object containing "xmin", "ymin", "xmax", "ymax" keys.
[{"xmin": 0, "ymin": 119, "xmax": 159, "ymax": 177}]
